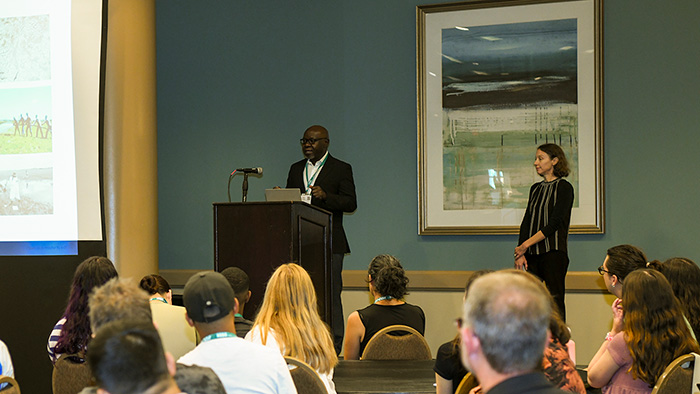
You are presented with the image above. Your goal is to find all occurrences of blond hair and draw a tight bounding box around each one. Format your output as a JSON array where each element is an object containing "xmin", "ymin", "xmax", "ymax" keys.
[{"xmin": 252, "ymin": 264, "xmax": 337, "ymax": 374}]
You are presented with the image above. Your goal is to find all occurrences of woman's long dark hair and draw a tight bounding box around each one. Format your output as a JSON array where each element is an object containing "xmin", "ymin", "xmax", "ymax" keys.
[
  {"xmin": 623, "ymin": 269, "xmax": 700, "ymax": 386},
  {"xmin": 55, "ymin": 256, "xmax": 118, "ymax": 355},
  {"xmin": 648, "ymin": 257, "xmax": 700, "ymax": 338}
]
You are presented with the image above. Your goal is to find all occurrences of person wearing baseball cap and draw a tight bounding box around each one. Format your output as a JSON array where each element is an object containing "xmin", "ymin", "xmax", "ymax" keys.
[{"xmin": 178, "ymin": 271, "xmax": 297, "ymax": 394}]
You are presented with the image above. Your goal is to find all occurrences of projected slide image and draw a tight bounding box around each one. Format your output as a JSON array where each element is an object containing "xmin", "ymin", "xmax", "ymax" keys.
[
  {"xmin": 0, "ymin": 168, "xmax": 53, "ymax": 215},
  {"xmin": 0, "ymin": 85, "xmax": 54, "ymax": 215},
  {"xmin": 0, "ymin": 0, "xmax": 104, "ymax": 245},
  {"xmin": 0, "ymin": 87, "xmax": 53, "ymax": 153},
  {"xmin": 0, "ymin": 14, "xmax": 51, "ymax": 82}
]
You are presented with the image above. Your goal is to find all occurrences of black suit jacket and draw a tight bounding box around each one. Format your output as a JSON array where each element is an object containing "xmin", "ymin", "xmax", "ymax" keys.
[{"xmin": 286, "ymin": 154, "xmax": 357, "ymax": 253}]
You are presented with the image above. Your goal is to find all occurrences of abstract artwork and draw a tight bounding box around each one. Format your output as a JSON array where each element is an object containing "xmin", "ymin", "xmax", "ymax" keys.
[{"xmin": 418, "ymin": 0, "xmax": 603, "ymax": 234}]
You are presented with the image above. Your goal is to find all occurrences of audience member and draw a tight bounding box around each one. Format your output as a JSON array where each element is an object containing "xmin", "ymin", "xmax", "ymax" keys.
[
  {"xmin": 598, "ymin": 245, "xmax": 647, "ymax": 299},
  {"xmin": 587, "ymin": 269, "xmax": 700, "ymax": 393},
  {"xmin": 178, "ymin": 271, "xmax": 297, "ymax": 394},
  {"xmin": 648, "ymin": 257, "xmax": 700, "ymax": 338},
  {"xmin": 140, "ymin": 274, "xmax": 173, "ymax": 304},
  {"xmin": 47, "ymin": 256, "xmax": 118, "ymax": 363},
  {"xmin": 89, "ymin": 278, "xmax": 152, "ymax": 330},
  {"xmin": 344, "ymin": 254, "xmax": 425, "ymax": 360},
  {"xmin": 508, "ymin": 270, "xmax": 585, "ymax": 394},
  {"xmin": 221, "ymin": 267, "xmax": 254, "ymax": 337},
  {"xmin": 87, "ymin": 319, "xmax": 183, "ymax": 394},
  {"xmin": 246, "ymin": 263, "xmax": 338, "ymax": 393},
  {"xmin": 86, "ymin": 278, "xmax": 225, "ymax": 394},
  {"xmin": 140, "ymin": 274, "xmax": 197, "ymax": 359},
  {"xmin": 434, "ymin": 270, "xmax": 494, "ymax": 394},
  {"xmin": 597, "ymin": 245, "xmax": 647, "ymax": 338},
  {"xmin": 0, "ymin": 339, "xmax": 14, "ymax": 390},
  {"xmin": 459, "ymin": 271, "xmax": 567, "ymax": 394}
]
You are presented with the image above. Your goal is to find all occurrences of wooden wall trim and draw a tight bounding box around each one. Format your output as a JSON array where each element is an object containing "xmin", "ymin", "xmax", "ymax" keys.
[{"xmin": 161, "ymin": 269, "xmax": 606, "ymax": 293}]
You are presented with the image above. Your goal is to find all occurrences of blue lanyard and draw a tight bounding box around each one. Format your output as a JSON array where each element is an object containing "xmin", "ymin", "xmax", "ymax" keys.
[
  {"xmin": 374, "ymin": 295, "xmax": 393, "ymax": 303},
  {"xmin": 201, "ymin": 332, "xmax": 237, "ymax": 342},
  {"xmin": 150, "ymin": 297, "xmax": 167, "ymax": 304},
  {"xmin": 303, "ymin": 154, "xmax": 328, "ymax": 193}
]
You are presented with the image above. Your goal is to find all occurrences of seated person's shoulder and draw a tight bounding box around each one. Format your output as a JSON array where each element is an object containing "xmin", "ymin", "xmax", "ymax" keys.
[{"xmin": 175, "ymin": 363, "xmax": 226, "ymax": 394}]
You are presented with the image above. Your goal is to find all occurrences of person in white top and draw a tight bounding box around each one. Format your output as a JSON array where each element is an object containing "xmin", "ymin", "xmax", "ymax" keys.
[
  {"xmin": 140, "ymin": 274, "xmax": 197, "ymax": 360},
  {"xmin": 246, "ymin": 264, "xmax": 337, "ymax": 394},
  {"xmin": 178, "ymin": 271, "xmax": 297, "ymax": 394},
  {"xmin": 0, "ymin": 339, "xmax": 14, "ymax": 391}
]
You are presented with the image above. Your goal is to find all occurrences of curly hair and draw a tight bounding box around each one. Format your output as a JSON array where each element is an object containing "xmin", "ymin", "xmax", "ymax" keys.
[
  {"xmin": 90, "ymin": 278, "xmax": 152, "ymax": 332},
  {"xmin": 623, "ymin": 269, "xmax": 700, "ymax": 386},
  {"xmin": 367, "ymin": 254, "xmax": 409, "ymax": 300},
  {"xmin": 537, "ymin": 144, "xmax": 570, "ymax": 178},
  {"xmin": 649, "ymin": 257, "xmax": 700, "ymax": 338},
  {"xmin": 55, "ymin": 256, "xmax": 118, "ymax": 356},
  {"xmin": 252, "ymin": 264, "xmax": 337, "ymax": 374}
]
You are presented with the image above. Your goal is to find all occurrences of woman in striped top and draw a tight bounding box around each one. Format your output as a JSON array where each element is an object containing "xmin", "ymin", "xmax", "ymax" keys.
[
  {"xmin": 514, "ymin": 143, "xmax": 574, "ymax": 321},
  {"xmin": 47, "ymin": 256, "xmax": 118, "ymax": 363}
]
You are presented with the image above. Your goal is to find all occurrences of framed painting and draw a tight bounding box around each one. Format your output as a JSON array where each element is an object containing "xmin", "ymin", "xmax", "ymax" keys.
[{"xmin": 417, "ymin": 0, "xmax": 604, "ymax": 235}]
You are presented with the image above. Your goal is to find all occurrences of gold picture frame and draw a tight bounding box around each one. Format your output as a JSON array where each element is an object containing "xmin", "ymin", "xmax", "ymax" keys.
[{"xmin": 417, "ymin": 0, "xmax": 604, "ymax": 235}]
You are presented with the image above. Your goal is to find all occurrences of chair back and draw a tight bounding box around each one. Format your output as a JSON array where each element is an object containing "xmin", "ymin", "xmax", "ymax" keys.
[
  {"xmin": 0, "ymin": 376, "xmax": 20, "ymax": 394},
  {"xmin": 52, "ymin": 353, "xmax": 93, "ymax": 394},
  {"xmin": 651, "ymin": 353, "xmax": 694, "ymax": 394},
  {"xmin": 284, "ymin": 357, "xmax": 327, "ymax": 394},
  {"xmin": 455, "ymin": 372, "xmax": 478, "ymax": 394},
  {"xmin": 360, "ymin": 324, "xmax": 431, "ymax": 360}
]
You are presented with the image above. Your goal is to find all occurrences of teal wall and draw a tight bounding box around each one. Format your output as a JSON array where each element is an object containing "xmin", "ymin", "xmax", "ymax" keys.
[{"xmin": 156, "ymin": 0, "xmax": 700, "ymax": 272}]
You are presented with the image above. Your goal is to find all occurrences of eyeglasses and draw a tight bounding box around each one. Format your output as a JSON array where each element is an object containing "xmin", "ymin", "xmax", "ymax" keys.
[
  {"xmin": 300, "ymin": 138, "xmax": 328, "ymax": 145},
  {"xmin": 597, "ymin": 265, "xmax": 611, "ymax": 276}
]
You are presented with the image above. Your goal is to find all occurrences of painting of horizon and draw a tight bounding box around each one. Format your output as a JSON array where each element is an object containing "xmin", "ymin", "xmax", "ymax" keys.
[{"xmin": 442, "ymin": 19, "xmax": 580, "ymax": 211}]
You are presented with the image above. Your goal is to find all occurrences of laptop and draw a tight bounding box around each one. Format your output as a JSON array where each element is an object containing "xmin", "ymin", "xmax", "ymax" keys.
[{"xmin": 264, "ymin": 188, "xmax": 302, "ymax": 202}]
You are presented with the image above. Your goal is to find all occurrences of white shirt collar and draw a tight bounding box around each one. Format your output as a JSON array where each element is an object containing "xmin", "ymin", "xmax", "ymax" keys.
[{"xmin": 306, "ymin": 151, "xmax": 329, "ymax": 170}]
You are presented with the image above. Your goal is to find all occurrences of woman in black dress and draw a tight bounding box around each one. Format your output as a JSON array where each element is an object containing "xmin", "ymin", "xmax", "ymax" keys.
[
  {"xmin": 514, "ymin": 143, "xmax": 574, "ymax": 320},
  {"xmin": 343, "ymin": 254, "xmax": 425, "ymax": 360}
]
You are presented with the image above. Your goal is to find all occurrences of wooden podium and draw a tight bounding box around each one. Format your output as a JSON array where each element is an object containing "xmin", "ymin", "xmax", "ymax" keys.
[{"xmin": 213, "ymin": 201, "xmax": 333, "ymax": 327}]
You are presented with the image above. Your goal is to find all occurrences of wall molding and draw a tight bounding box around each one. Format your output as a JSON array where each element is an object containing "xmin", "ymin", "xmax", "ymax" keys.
[{"xmin": 161, "ymin": 269, "xmax": 606, "ymax": 293}]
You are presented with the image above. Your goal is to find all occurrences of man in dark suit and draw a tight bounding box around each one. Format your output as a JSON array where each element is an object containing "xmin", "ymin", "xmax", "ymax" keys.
[{"xmin": 286, "ymin": 125, "xmax": 357, "ymax": 354}]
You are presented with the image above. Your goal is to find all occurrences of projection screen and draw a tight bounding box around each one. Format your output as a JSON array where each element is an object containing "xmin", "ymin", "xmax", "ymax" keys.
[{"xmin": 0, "ymin": 0, "xmax": 106, "ymax": 255}]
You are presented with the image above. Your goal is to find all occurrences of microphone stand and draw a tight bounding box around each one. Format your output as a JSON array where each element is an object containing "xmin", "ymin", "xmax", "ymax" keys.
[
  {"xmin": 227, "ymin": 171, "xmax": 236, "ymax": 202},
  {"xmin": 241, "ymin": 173, "xmax": 249, "ymax": 202}
]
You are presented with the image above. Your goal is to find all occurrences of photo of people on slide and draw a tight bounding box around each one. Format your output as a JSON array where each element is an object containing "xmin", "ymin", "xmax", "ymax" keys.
[
  {"xmin": 0, "ymin": 88, "xmax": 54, "ymax": 215},
  {"xmin": 1, "ymin": 12, "xmax": 54, "ymax": 215},
  {"xmin": 0, "ymin": 168, "xmax": 53, "ymax": 215}
]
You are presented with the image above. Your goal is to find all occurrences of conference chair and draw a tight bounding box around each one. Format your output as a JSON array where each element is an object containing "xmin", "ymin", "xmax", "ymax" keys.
[
  {"xmin": 52, "ymin": 353, "xmax": 93, "ymax": 394},
  {"xmin": 360, "ymin": 325, "xmax": 431, "ymax": 360},
  {"xmin": 0, "ymin": 376, "xmax": 20, "ymax": 394},
  {"xmin": 455, "ymin": 372, "xmax": 479, "ymax": 394},
  {"xmin": 284, "ymin": 356, "xmax": 327, "ymax": 394},
  {"xmin": 650, "ymin": 353, "xmax": 694, "ymax": 394}
]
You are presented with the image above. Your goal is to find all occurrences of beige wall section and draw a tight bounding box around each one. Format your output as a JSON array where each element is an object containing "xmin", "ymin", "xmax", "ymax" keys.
[
  {"xmin": 104, "ymin": 0, "xmax": 158, "ymax": 279},
  {"xmin": 342, "ymin": 270, "xmax": 616, "ymax": 365},
  {"xmin": 342, "ymin": 288, "xmax": 615, "ymax": 366},
  {"xmin": 163, "ymin": 269, "xmax": 616, "ymax": 365}
]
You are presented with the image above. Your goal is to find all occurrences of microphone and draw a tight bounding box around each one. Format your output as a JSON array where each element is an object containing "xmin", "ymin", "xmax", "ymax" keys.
[{"xmin": 234, "ymin": 167, "xmax": 263, "ymax": 175}]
